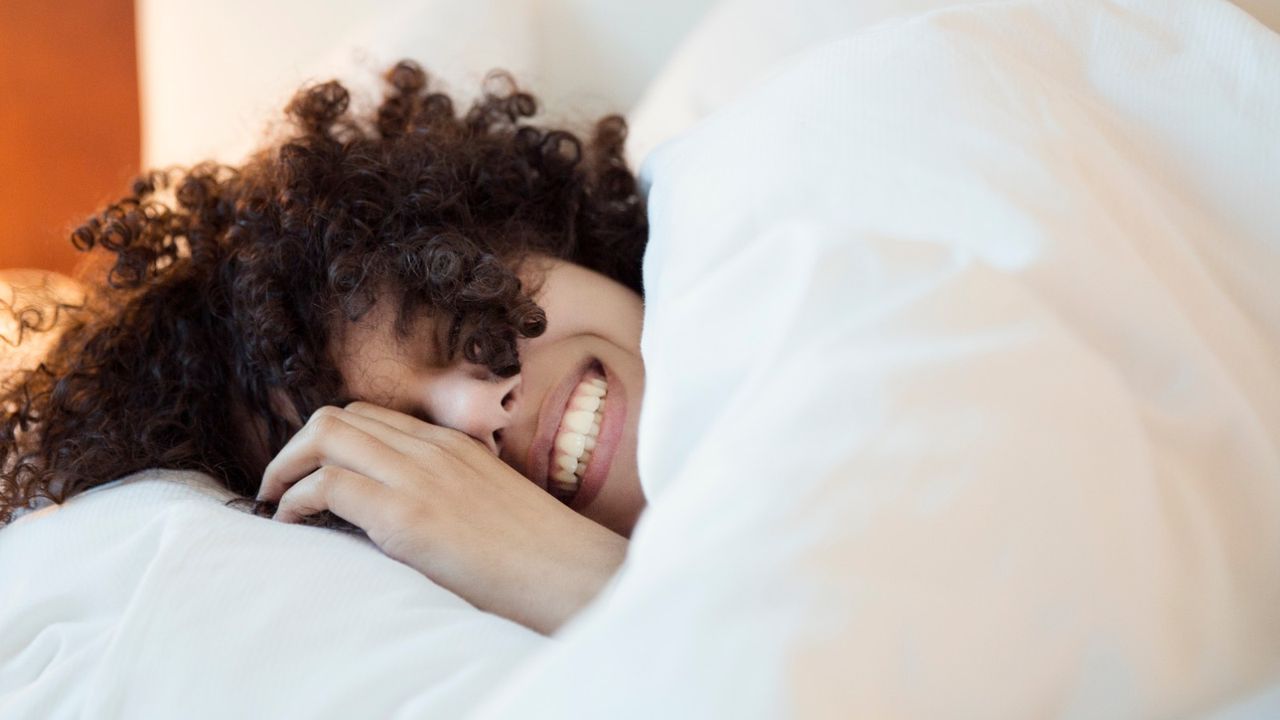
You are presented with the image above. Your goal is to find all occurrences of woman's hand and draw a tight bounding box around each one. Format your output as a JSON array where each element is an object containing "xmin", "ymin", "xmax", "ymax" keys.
[{"xmin": 256, "ymin": 401, "xmax": 628, "ymax": 635}]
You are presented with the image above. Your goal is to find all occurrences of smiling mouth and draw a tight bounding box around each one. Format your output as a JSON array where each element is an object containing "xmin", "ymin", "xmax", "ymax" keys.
[{"xmin": 546, "ymin": 362, "xmax": 608, "ymax": 504}]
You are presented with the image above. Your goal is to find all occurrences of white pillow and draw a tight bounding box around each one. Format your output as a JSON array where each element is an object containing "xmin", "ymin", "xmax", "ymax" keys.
[
  {"xmin": 0, "ymin": 471, "xmax": 544, "ymax": 718},
  {"xmin": 476, "ymin": 0, "xmax": 1280, "ymax": 716}
]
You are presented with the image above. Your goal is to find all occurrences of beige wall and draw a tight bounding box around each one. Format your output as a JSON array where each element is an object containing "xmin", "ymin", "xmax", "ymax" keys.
[{"xmin": 136, "ymin": 0, "xmax": 715, "ymax": 168}]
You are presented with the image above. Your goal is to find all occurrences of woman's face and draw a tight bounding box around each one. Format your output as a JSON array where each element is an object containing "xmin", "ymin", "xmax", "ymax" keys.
[{"xmin": 332, "ymin": 255, "xmax": 647, "ymax": 537}]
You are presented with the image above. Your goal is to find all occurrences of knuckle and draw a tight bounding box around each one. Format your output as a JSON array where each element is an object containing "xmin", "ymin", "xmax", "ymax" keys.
[
  {"xmin": 310, "ymin": 405, "xmax": 342, "ymax": 423},
  {"xmin": 344, "ymin": 400, "xmax": 372, "ymax": 413},
  {"xmin": 309, "ymin": 406, "xmax": 346, "ymax": 435},
  {"xmin": 313, "ymin": 465, "xmax": 341, "ymax": 488}
]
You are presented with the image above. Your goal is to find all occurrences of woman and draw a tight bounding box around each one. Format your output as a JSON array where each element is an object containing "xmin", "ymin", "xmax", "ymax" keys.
[{"xmin": 0, "ymin": 60, "xmax": 649, "ymax": 634}]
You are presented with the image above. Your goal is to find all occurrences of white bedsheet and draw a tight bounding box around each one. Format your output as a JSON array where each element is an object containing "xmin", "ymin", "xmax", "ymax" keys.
[{"xmin": 2, "ymin": 0, "xmax": 1278, "ymax": 717}]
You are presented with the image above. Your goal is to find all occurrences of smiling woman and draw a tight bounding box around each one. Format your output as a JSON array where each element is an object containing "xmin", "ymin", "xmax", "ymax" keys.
[
  {"xmin": 328, "ymin": 256, "xmax": 647, "ymax": 537},
  {"xmin": 0, "ymin": 60, "xmax": 649, "ymax": 633}
]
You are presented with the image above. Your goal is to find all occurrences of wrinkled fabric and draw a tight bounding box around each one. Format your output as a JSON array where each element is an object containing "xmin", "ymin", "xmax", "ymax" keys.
[
  {"xmin": 477, "ymin": 0, "xmax": 1280, "ymax": 717},
  {"xmin": 0, "ymin": 472, "xmax": 544, "ymax": 718}
]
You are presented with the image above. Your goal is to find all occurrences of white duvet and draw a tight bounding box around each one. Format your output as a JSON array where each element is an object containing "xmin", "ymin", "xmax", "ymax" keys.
[{"xmin": 3, "ymin": 0, "xmax": 1279, "ymax": 717}]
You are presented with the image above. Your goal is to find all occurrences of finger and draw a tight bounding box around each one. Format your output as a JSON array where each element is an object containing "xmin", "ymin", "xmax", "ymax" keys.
[
  {"xmin": 273, "ymin": 465, "xmax": 396, "ymax": 527},
  {"xmin": 258, "ymin": 406, "xmax": 407, "ymax": 503},
  {"xmin": 344, "ymin": 400, "xmax": 476, "ymax": 447},
  {"xmin": 311, "ymin": 405, "xmax": 452, "ymax": 460},
  {"xmin": 333, "ymin": 406, "xmax": 496, "ymax": 478}
]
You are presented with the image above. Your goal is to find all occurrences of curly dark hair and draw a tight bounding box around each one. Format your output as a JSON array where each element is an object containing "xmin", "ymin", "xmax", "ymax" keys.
[{"xmin": 0, "ymin": 60, "xmax": 648, "ymax": 525}]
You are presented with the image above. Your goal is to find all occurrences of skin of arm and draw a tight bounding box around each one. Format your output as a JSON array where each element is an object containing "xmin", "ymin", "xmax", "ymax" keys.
[{"xmin": 256, "ymin": 401, "xmax": 628, "ymax": 635}]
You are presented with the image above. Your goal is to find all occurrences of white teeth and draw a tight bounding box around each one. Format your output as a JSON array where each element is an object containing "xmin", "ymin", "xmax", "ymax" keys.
[
  {"xmin": 569, "ymin": 394, "xmax": 601, "ymax": 412},
  {"xmin": 548, "ymin": 372, "xmax": 609, "ymax": 492},
  {"xmin": 562, "ymin": 409, "xmax": 595, "ymax": 434},
  {"xmin": 555, "ymin": 431, "xmax": 585, "ymax": 457}
]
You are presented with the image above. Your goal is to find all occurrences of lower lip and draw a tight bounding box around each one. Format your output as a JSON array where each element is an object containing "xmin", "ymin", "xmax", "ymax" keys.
[{"xmin": 570, "ymin": 360, "xmax": 624, "ymax": 512}]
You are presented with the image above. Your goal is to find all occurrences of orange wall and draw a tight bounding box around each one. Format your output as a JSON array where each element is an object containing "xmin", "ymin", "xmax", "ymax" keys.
[{"xmin": 0, "ymin": 0, "xmax": 140, "ymax": 276}]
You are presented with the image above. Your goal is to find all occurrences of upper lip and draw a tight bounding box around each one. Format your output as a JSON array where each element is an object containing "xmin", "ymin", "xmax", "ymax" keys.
[{"xmin": 526, "ymin": 358, "xmax": 595, "ymax": 492}]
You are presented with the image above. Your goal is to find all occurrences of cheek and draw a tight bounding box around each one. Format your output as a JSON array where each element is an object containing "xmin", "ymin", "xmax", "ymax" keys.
[
  {"xmin": 518, "ymin": 257, "xmax": 644, "ymax": 355},
  {"xmin": 540, "ymin": 290, "xmax": 641, "ymax": 350}
]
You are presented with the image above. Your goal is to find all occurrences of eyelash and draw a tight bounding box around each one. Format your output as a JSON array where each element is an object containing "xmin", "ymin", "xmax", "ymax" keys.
[{"xmin": 441, "ymin": 315, "xmax": 463, "ymax": 364}]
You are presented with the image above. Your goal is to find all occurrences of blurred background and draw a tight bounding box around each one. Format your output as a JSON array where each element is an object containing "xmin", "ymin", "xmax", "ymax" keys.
[
  {"xmin": 0, "ymin": 0, "xmax": 139, "ymax": 276},
  {"xmin": 3, "ymin": 0, "xmax": 1278, "ymax": 280},
  {"xmin": 0, "ymin": 0, "xmax": 714, "ymax": 278}
]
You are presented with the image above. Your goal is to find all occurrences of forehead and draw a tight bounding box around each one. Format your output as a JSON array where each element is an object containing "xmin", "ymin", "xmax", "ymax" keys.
[{"xmin": 327, "ymin": 253, "xmax": 558, "ymax": 392}]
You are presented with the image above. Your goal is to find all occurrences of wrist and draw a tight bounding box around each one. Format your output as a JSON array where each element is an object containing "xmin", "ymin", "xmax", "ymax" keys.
[{"xmin": 520, "ymin": 523, "xmax": 628, "ymax": 635}]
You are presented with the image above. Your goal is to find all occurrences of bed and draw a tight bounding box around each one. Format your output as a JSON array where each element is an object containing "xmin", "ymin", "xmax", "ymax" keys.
[{"xmin": 3, "ymin": 0, "xmax": 1279, "ymax": 717}]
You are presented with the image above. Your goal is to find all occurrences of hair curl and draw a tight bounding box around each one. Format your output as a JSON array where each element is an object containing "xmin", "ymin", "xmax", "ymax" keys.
[{"xmin": 0, "ymin": 61, "xmax": 647, "ymax": 525}]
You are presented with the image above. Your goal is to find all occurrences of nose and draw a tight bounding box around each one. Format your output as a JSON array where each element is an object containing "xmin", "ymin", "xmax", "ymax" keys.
[{"xmin": 420, "ymin": 365, "xmax": 521, "ymax": 455}]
